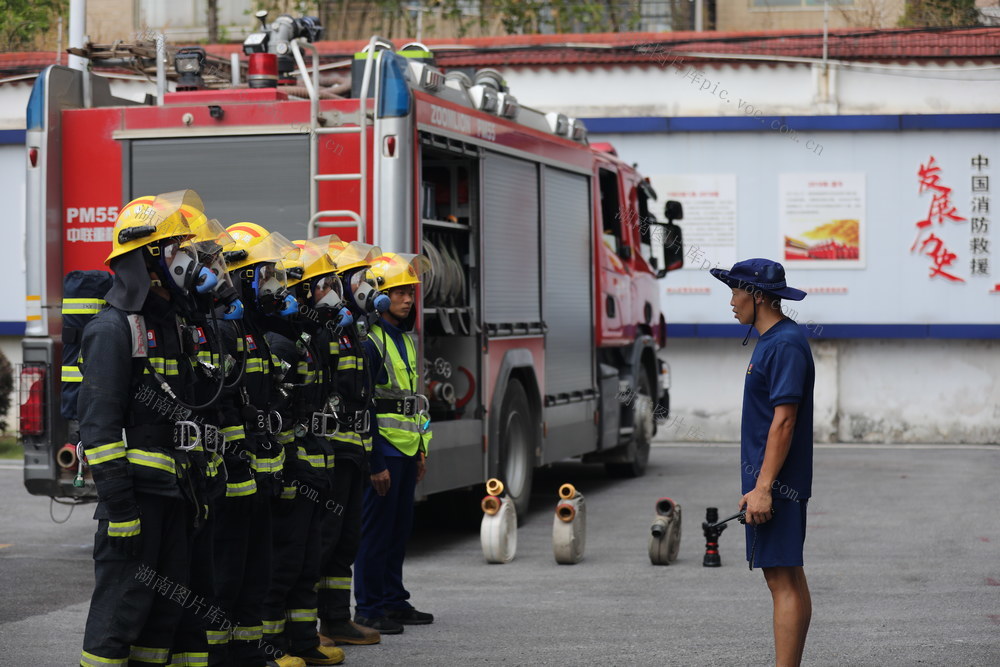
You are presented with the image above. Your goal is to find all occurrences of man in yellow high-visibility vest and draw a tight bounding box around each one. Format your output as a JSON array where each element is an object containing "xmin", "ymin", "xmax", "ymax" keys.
[{"xmin": 354, "ymin": 252, "xmax": 434, "ymax": 635}]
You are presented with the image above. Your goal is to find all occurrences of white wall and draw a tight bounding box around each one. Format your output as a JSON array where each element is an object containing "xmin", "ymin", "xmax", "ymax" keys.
[
  {"xmin": 139, "ymin": 0, "xmax": 255, "ymax": 41},
  {"xmin": 504, "ymin": 61, "xmax": 1000, "ymax": 118},
  {"xmin": 666, "ymin": 338, "xmax": 1000, "ymax": 445}
]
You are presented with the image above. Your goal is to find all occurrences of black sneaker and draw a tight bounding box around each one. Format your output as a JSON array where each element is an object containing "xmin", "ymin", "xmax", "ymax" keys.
[
  {"xmin": 353, "ymin": 614, "xmax": 404, "ymax": 634},
  {"xmin": 386, "ymin": 608, "xmax": 434, "ymax": 625},
  {"xmin": 320, "ymin": 618, "xmax": 381, "ymax": 645}
]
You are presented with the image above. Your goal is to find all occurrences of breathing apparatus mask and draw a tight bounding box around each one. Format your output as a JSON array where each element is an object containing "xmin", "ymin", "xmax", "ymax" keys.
[
  {"xmin": 348, "ymin": 268, "xmax": 390, "ymax": 316},
  {"xmin": 280, "ymin": 264, "xmax": 306, "ymax": 319},
  {"xmin": 252, "ymin": 261, "xmax": 298, "ymax": 317},
  {"xmin": 327, "ymin": 242, "xmax": 388, "ymax": 328},
  {"xmin": 182, "ymin": 217, "xmax": 246, "ymax": 319},
  {"xmin": 312, "ymin": 273, "xmax": 353, "ymax": 329},
  {"xmin": 157, "ymin": 239, "xmax": 219, "ymax": 297}
]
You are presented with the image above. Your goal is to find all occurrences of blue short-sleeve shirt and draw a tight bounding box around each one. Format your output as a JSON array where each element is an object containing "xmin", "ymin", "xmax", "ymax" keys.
[{"xmin": 741, "ymin": 318, "xmax": 815, "ymax": 501}]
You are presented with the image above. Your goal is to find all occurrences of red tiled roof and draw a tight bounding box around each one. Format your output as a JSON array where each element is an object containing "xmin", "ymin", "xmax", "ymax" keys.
[
  {"xmin": 2, "ymin": 27, "xmax": 999, "ymax": 77},
  {"xmin": 0, "ymin": 52, "xmax": 67, "ymax": 75},
  {"xmin": 420, "ymin": 27, "xmax": 1000, "ymax": 66},
  {"xmin": 269, "ymin": 27, "xmax": 1000, "ymax": 66}
]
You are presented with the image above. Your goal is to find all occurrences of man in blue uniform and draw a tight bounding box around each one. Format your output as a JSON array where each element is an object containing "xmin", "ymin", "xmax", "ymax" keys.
[{"xmin": 711, "ymin": 258, "xmax": 814, "ymax": 667}]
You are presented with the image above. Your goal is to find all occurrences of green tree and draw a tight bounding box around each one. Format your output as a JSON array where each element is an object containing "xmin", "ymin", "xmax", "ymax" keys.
[
  {"xmin": 491, "ymin": 0, "xmax": 644, "ymax": 34},
  {"xmin": 0, "ymin": 349, "xmax": 13, "ymax": 433},
  {"xmin": 0, "ymin": 0, "xmax": 68, "ymax": 51},
  {"xmin": 898, "ymin": 0, "xmax": 980, "ymax": 27},
  {"xmin": 208, "ymin": 0, "xmax": 220, "ymax": 43}
]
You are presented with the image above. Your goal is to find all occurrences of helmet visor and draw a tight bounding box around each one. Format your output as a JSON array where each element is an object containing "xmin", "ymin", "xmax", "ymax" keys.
[
  {"xmin": 122, "ymin": 190, "xmax": 205, "ymax": 243},
  {"xmin": 248, "ymin": 232, "xmax": 298, "ymax": 267},
  {"xmin": 149, "ymin": 190, "xmax": 206, "ymax": 241},
  {"xmin": 298, "ymin": 235, "xmax": 342, "ymax": 280},
  {"xmin": 331, "ymin": 241, "xmax": 382, "ymax": 273},
  {"xmin": 187, "ymin": 217, "xmax": 235, "ymax": 251}
]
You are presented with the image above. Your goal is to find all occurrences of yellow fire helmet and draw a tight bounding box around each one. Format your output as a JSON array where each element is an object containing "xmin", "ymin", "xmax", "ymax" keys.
[
  {"xmin": 226, "ymin": 222, "xmax": 270, "ymax": 251},
  {"xmin": 224, "ymin": 223, "xmax": 298, "ymax": 273},
  {"xmin": 104, "ymin": 189, "xmax": 204, "ymax": 264},
  {"xmin": 370, "ymin": 252, "xmax": 433, "ymax": 292},
  {"xmin": 291, "ymin": 235, "xmax": 343, "ymax": 285},
  {"xmin": 329, "ymin": 239, "xmax": 383, "ymax": 274}
]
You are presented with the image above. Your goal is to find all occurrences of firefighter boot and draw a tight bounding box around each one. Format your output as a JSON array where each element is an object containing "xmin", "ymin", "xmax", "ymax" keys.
[
  {"xmin": 268, "ymin": 657, "xmax": 307, "ymax": 667},
  {"xmin": 292, "ymin": 645, "xmax": 345, "ymax": 665},
  {"xmin": 320, "ymin": 619, "xmax": 381, "ymax": 646}
]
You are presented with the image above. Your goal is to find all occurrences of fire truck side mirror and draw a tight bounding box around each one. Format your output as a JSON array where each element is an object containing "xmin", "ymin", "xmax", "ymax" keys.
[
  {"xmin": 664, "ymin": 200, "xmax": 684, "ymax": 222},
  {"xmin": 659, "ymin": 222, "xmax": 684, "ymax": 276}
]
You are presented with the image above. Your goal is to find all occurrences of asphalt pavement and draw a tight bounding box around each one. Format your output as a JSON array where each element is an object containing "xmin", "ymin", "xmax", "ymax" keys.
[{"xmin": 1, "ymin": 439, "xmax": 998, "ymax": 666}]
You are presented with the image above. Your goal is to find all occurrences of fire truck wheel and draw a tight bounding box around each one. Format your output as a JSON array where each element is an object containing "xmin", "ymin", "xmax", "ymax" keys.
[
  {"xmin": 498, "ymin": 378, "xmax": 535, "ymax": 520},
  {"xmin": 606, "ymin": 370, "xmax": 653, "ymax": 478}
]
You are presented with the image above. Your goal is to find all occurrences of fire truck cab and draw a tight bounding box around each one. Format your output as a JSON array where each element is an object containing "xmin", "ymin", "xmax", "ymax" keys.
[{"xmin": 21, "ymin": 29, "xmax": 684, "ymax": 514}]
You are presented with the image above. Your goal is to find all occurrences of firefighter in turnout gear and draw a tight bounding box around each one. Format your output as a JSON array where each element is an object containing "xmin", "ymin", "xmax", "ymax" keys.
[
  {"xmin": 317, "ymin": 241, "xmax": 387, "ymax": 647},
  {"xmin": 170, "ymin": 212, "xmax": 244, "ymax": 667},
  {"xmin": 191, "ymin": 222, "xmax": 295, "ymax": 667},
  {"xmin": 79, "ymin": 191, "xmax": 226, "ymax": 667},
  {"xmin": 355, "ymin": 252, "xmax": 434, "ymax": 633},
  {"xmin": 261, "ymin": 237, "xmax": 346, "ymax": 666}
]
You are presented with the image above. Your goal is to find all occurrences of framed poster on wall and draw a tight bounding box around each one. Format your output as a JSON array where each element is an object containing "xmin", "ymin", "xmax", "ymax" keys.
[{"xmin": 779, "ymin": 173, "xmax": 865, "ymax": 269}]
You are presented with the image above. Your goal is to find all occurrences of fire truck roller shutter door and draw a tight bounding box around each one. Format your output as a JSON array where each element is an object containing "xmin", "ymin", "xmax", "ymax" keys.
[
  {"xmin": 129, "ymin": 135, "xmax": 310, "ymax": 241},
  {"xmin": 541, "ymin": 167, "xmax": 592, "ymax": 395},
  {"xmin": 540, "ymin": 166, "xmax": 599, "ymax": 462},
  {"xmin": 482, "ymin": 152, "xmax": 540, "ymax": 326}
]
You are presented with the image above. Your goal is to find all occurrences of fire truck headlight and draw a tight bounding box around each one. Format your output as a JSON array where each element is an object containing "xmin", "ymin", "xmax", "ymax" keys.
[
  {"xmin": 175, "ymin": 51, "xmax": 203, "ymax": 74},
  {"xmin": 174, "ymin": 47, "xmax": 207, "ymax": 90}
]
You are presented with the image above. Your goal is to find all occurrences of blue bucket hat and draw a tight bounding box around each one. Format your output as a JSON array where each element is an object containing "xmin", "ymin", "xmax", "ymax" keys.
[{"xmin": 710, "ymin": 258, "xmax": 806, "ymax": 301}]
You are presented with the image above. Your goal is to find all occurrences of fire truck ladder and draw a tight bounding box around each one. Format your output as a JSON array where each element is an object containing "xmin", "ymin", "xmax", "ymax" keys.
[{"xmin": 292, "ymin": 36, "xmax": 390, "ymax": 241}]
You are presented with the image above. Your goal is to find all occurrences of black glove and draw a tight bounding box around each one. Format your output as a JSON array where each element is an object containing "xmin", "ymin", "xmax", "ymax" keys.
[{"xmin": 105, "ymin": 496, "xmax": 142, "ymax": 558}]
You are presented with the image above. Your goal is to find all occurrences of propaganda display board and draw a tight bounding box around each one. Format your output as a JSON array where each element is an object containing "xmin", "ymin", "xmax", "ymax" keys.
[
  {"xmin": 600, "ymin": 127, "xmax": 999, "ymax": 327},
  {"xmin": 0, "ymin": 145, "xmax": 25, "ymax": 326}
]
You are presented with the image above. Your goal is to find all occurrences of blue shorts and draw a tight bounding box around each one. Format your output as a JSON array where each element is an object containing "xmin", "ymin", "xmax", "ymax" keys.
[{"xmin": 745, "ymin": 498, "xmax": 808, "ymax": 569}]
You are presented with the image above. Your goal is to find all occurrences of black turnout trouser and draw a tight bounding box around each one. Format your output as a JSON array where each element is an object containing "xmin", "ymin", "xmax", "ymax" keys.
[
  {"xmin": 82, "ymin": 493, "xmax": 192, "ymax": 666},
  {"xmin": 318, "ymin": 456, "xmax": 365, "ymax": 624},
  {"xmin": 170, "ymin": 504, "xmax": 214, "ymax": 667},
  {"xmin": 208, "ymin": 488, "xmax": 273, "ymax": 666},
  {"xmin": 262, "ymin": 459, "xmax": 328, "ymax": 656}
]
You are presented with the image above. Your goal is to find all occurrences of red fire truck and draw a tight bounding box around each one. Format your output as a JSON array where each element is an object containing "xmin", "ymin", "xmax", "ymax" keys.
[{"xmin": 21, "ymin": 25, "xmax": 684, "ymax": 513}]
